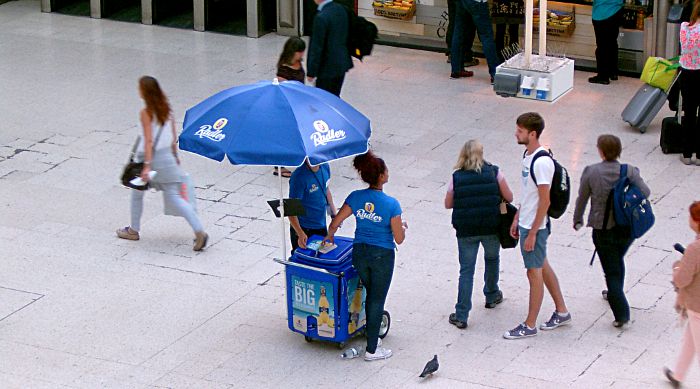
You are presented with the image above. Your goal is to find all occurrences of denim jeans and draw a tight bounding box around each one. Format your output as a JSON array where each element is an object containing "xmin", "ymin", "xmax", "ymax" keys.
[
  {"xmin": 131, "ymin": 183, "xmax": 203, "ymax": 233},
  {"xmin": 592, "ymin": 226, "xmax": 633, "ymax": 322},
  {"xmin": 352, "ymin": 243, "xmax": 395, "ymax": 354},
  {"xmin": 454, "ymin": 234, "xmax": 501, "ymax": 322},
  {"xmin": 450, "ymin": 0, "xmax": 501, "ymax": 76}
]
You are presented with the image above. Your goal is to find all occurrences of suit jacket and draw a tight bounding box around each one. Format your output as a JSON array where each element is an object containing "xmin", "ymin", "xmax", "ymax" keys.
[{"xmin": 307, "ymin": 1, "xmax": 353, "ymax": 79}]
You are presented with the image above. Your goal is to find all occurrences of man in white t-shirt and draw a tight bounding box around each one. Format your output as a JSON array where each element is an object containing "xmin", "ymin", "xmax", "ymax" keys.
[{"xmin": 504, "ymin": 112, "xmax": 571, "ymax": 340}]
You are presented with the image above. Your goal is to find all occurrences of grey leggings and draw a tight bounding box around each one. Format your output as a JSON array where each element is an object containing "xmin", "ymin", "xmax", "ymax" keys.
[{"xmin": 130, "ymin": 183, "xmax": 203, "ymax": 233}]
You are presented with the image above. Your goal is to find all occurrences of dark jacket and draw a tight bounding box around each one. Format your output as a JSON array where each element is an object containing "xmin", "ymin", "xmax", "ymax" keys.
[
  {"xmin": 307, "ymin": 1, "xmax": 353, "ymax": 79},
  {"xmin": 451, "ymin": 164, "xmax": 501, "ymax": 237}
]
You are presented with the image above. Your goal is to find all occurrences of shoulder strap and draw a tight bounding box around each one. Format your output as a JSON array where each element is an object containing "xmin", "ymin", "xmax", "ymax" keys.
[
  {"xmin": 128, "ymin": 136, "xmax": 141, "ymax": 162},
  {"xmin": 529, "ymin": 150, "xmax": 551, "ymax": 185},
  {"xmin": 151, "ymin": 122, "xmax": 165, "ymax": 157},
  {"xmin": 620, "ymin": 163, "xmax": 628, "ymax": 181},
  {"xmin": 311, "ymin": 165, "xmax": 329, "ymax": 207}
]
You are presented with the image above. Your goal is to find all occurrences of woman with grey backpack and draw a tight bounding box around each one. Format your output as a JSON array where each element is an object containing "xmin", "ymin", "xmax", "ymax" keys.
[{"xmin": 117, "ymin": 76, "xmax": 208, "ymax": 251}]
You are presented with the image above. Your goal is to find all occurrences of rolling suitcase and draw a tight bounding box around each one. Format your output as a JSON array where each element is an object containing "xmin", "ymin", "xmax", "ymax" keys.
[
  {"xmin": 660, "ymin": 92, "xmax": 683, "ymax": 154},
  {"xmin": 622, "ymin": 84, "xmax": 668, "ymax": 133}
]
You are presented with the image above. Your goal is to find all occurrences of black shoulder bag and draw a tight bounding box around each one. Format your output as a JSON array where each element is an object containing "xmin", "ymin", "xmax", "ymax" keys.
[{"xmin": 120, "ymin": 124, "xmax": 164, "ymax": 190}]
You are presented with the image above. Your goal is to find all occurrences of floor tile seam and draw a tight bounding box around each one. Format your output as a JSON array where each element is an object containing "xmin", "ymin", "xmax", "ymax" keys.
[
  {"xmin": 0, "ymin": 367, "xmax": 80, "ymax": 389},
  {"xmin": 0, "ymin": 337, "xmax": 137, "ymax": 368},
  {"xmin": 136, "ymin": 284, "xmax": 263, "ymax": 367}
]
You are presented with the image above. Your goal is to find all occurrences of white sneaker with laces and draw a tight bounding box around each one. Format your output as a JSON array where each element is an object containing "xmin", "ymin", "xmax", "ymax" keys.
[{"xmin": 364, "ymin": 347, "xmax": 392, "ymax": 361}]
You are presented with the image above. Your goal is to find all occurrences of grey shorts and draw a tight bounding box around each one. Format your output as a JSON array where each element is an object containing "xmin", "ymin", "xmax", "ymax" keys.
[{"xmin": 518, "ymin": 226, "xmax": 549, "ymax": 269}]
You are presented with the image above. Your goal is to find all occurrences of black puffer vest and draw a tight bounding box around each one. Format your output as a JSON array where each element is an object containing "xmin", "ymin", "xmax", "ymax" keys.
[{"xmin": 451, "ymin": 163, "xmax": 501, "ymax": 237}]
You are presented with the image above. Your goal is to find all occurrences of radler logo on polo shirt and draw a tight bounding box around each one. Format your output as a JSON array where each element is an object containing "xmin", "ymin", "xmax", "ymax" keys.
[
  {"xmin": 356, "ymin": 202, "xmax": 382, "ymax": 222},
  {"xmin": 195, "ymin": 117, "xmax": 228, "ymax": 142},
  {"xmin": 310, "ymin": 120, "xmax": 346, "ymax": 147}
]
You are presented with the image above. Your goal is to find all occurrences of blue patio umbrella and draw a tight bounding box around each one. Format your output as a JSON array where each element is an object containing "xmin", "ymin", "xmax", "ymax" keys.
[
  {"xmin": 178, "ymin": 79, "xmax": 372, "ymax": 260},
  {"xmin": 179, "ymin": 79, "xmax": 371, "ymax": 167}
]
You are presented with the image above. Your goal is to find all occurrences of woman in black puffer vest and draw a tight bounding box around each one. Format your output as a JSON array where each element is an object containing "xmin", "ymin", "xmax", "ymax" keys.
[{"xmin": 445, "ymin": 140, "xmax": 514, "ymax": 329}]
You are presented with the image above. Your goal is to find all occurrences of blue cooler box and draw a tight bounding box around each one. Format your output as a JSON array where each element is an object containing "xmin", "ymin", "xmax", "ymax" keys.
[{"xmin": 284, "ymin": 236, "xmax": 367, "ymax": 345}]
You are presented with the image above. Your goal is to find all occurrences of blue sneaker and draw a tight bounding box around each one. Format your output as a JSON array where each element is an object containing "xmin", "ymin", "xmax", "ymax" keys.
[
  {"xmin": 540, "ymin": 311, "xmax": 572, "ymax": 331},
  {"xmin": 503, "ymin": 323, "xmax": 537, "ymax": 339}
]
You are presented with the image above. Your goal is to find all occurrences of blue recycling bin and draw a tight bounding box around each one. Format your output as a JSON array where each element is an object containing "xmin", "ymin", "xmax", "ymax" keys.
[{"xmin": 278, "ymin": 235, "xmax": 390, "ymax": 347}]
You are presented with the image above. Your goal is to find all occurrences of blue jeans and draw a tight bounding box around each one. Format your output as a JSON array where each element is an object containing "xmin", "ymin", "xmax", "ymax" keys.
[
  {"xmin": 450, "ymin": 0, "xmax": 501, "ymax": 76},
  {"xmin": 593, "ymin": 226, "xmax": 633, "ymax": 322},
  {"xmin": 454, "ymin": 234, "xmax": 501, "ymax": 322},
  {"xmin": 352, "ymin": 243, "xmax": 394, "ymax": 354}
]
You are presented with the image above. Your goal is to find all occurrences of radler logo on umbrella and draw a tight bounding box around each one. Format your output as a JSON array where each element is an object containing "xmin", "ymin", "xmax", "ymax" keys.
[
  {"xmin": 310, "ymin": 120, "xmax": 346, "ymax": 147},
  {"xmin": 195, "ymin": 117, "xmax": 228, "ymax": 142}
]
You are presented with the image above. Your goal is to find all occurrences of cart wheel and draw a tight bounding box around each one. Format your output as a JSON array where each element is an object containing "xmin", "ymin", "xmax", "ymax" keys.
[
  {"xmin": 304, "ymin": 336, "xmax": 313, "ymax": 343},
  {"xmin": 378, "ymin": 310, "xmax": 391, "ymax": 339},
  {"xmin": 337, "ymin": 342, "xmax": 346, "ymax": 350}
]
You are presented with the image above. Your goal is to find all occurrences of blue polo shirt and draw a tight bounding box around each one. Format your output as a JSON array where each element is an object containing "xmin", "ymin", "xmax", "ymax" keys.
[
  {"xmin": 592, "ymin": 0, "xmax": 623, "ymax": 21},
  {"xmin": 289, "ymin": 164, "xmax": 331, "ymax": 229},
  {"xmin": 345, "ymin": 189, "xmax": 402, "ymax": 250}
]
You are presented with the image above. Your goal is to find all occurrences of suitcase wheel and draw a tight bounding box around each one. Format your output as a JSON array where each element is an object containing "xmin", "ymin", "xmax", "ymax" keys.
[
  {"xmin": 304, "ymin": 335, "xmax": 313, "ymax": 343},
  {"xmin": 378, "ymin": 310, "xmax": 391, "ymax": 339}
]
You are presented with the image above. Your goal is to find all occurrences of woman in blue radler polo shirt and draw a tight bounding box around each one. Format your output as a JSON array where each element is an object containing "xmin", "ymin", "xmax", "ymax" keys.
[{"xmin": 325, "ymin": 151, "xmax": 406, "ymax": 361}]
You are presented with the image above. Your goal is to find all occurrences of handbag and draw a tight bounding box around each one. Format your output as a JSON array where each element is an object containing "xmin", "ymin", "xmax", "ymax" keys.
[
  {"xmin": 120, "ymin": 124, "xmax": 164, "ymax": 190},
  {"xmin": 640, "ymin": 56, "xmax": 680, "ymax": 93},
  {"xmin": 498, "ymin": 200, "xmax": 518, "ymax": 249}
]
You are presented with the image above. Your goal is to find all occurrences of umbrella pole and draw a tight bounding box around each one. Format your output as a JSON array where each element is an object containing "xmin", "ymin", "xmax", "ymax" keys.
[{"xmin": 278, "ymin": 165, "xmax": 287, "ymax": 261}]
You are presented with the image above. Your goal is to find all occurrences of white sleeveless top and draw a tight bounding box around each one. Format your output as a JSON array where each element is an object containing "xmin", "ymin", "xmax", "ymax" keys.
[{"xmin": 136, "ymin": 116, "xmax": 174, "ymax": 154}]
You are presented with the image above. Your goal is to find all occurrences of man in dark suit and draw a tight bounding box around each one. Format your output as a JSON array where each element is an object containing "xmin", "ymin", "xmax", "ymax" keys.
[{"xmin": 306, "ymin": 0, "xmax": 353, "ymax": 96}]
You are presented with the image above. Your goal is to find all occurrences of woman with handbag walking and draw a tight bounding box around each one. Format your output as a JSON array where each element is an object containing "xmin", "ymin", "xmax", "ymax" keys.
[
  {"xmin": 324, "ymin": 151, "xmax": 406, "ymax": 361},
  {"xmin": 664, "ymin": 201, "xmax": 700, "ymax": 388},
  {"xmin": 572, "ymin": 135, "xmax": 650, "ymax": 327},
  {"xmin": 679, "ymin": 0, "xmax": 700, "ymax": 165},
  {"xmin": 444, "ymin": 140, "xmax": 514, "ymax": 329},
  {"xmin": 117, "ymin": 76, "xmax": 208, "ymax": 251}
]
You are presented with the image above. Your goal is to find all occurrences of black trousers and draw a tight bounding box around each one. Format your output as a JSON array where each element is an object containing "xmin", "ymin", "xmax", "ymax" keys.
[
  {"xmin": 592, "ymin": 226, "xmax": 633, "ymax": 322},
  {"xmin": 446, "ymin": 0, "xmax": 476, "ymax": 60},
  {"xmin": 495, "ymin": 23, "xmax": 520, "ymax": 60},
  {"xmin": 592, "ymin": 9, "xmax": 623, "ymax": 79},
  {"xmin": 680, "ymin": 68, "xmax": 700, "ymax": 159},
  {"xmin": 290, "ymin": 225, "xmax": 328, "ymax": 255},
  {"xmin": 316, "ymin": 75, "xmax": 345, "ymax": 97}
]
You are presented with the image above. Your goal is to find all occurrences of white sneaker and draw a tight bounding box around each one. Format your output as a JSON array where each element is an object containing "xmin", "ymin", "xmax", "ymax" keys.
[
  {"xmin": 680, "ymin": 155, "xmax": 692, "ymax": 165},
  {"xmin": 364, "ymin": 347, "xmax": 392, "ymax": 361}
]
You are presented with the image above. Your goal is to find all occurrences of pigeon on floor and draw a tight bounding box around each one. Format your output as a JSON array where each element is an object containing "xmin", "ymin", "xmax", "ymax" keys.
[{"xmin": 419, "ymin": 355, "xmax": 439, "ymax": 378}]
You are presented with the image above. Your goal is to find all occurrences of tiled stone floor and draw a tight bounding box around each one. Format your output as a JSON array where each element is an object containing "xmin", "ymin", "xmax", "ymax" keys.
[{"xmin": 1, "ymin": 1, "xmax": 699, "ymax": 387}]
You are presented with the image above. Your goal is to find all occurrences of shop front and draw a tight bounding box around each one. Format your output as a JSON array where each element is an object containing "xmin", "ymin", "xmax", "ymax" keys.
[{"xmin": 280, "ymin": 0, "xmax": 674, "ymax": 75}]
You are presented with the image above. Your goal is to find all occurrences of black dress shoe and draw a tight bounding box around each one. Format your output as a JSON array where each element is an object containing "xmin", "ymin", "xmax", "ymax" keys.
[
  {"xmin": 485, "ymin": 293, "xmax": 503, "ymax": 309},
  {"xmin": 449, "ymin": 313, "xmax": 468, "ymax": 329},
  {"xmin": 588, "ymin": 75, "xmax": 610, "ymax": 85},
  {"xmin": 664, "ymin": 367, "xmax": 681, "ymax": 388},
  {"xmin": 613, "ymin": 320, "xmax": 629, "ymax": 328}
]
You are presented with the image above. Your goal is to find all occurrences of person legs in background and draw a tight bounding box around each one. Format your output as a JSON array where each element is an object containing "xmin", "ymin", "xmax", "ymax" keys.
[
  {"xmin": 315, "ymin": 75, "xmax": 345, "ymax": 97},
  {"xmin": 680, "ymin": 69, "xmax": 700, "ymax": 165},
  {"xmin": 449, "ymin": 1, "xmax": 475, "ymax": 79},
  {"xmin": 590, "ymin": 9, "xmax": 623, "ymax": 85},
  {"xmin": 667, "ymin": 309, "xmax": 700, "ymax": 386},
  {"xmin": 352, "ymin": 243, "xmax": 395, "ymax": 360},
  {"xmin": 447, "ymin": 0, "xmax": 479, "ymax": 67},
  {"xmin": 593, "ymin": 226, "xmax": 633, "ymax": 326},
  {"xmin": 462, "ymin": 0, "xmax": 502, "ymax": 82}
]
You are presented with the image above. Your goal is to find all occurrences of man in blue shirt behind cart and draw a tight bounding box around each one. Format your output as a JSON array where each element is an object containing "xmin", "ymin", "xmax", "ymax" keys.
[{"xmin": 288, "ymin": 160, "xmax": 338, "ymax": 253}]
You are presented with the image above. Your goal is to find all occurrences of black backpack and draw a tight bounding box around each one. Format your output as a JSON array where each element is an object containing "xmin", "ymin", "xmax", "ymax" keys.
[
  {"xmin": 344, "ymin": 6, "xmax": 378, "ymax": 61},
  {"xmin": 529, "ymin": 150, "xmax": 570, "ymax": 219}
]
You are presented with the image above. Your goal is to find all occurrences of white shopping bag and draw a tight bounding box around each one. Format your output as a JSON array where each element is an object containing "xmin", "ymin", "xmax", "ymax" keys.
[{"xmin": 164, "ymin": 173, "xmax": 197, "ymax": 216}]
